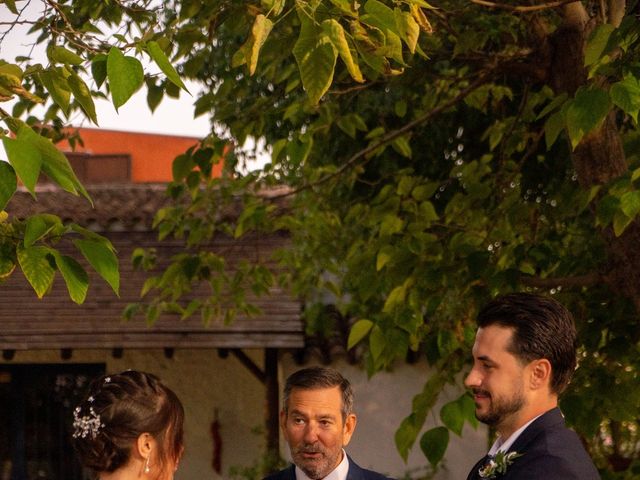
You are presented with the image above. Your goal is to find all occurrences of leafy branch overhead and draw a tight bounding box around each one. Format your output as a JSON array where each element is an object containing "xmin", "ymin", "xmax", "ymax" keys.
[
  {"xmin": 2, "ymin": 0, "xmax": 640, "ymax": 476},
  {"xmin": 141, "ymin": 0, "xmax": 640, "ymax": 474},
  {"xmin": 0, "ymin": 0, "xmax": 189, "ymax": 301}
]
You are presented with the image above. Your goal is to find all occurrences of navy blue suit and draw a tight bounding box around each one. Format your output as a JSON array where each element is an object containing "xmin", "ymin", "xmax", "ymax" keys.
[
  {"xmin": 466, "ymin": 408, "xmax": 600, "ymax": 479},
  {"xmin": 263, "ymin": 455, "xmax": 391, "ymax": 480}
]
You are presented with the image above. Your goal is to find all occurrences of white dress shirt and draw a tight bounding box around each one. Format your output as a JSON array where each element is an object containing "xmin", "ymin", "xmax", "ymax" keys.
[
  {"xmin": 295, "ymin": 450, "xmax": 349, "ymax": 480},
  {"xmin": 487, "ymin": 413, "xmax": 544, "ymax": 456}
]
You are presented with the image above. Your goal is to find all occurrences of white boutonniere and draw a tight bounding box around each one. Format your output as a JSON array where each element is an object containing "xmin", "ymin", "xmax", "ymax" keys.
[{"xmin": 478, "ymin": 451, "xmax": 523, "ymax": 479}]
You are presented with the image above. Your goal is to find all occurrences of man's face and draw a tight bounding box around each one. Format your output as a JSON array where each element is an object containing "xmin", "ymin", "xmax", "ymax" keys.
[
  {"xmin": 464, "ymin": 325, "xmax": 528, "ymax": 430},
  {"xmin": 281, "ymin": 386, "xmax": 356, "ymax": 479}
]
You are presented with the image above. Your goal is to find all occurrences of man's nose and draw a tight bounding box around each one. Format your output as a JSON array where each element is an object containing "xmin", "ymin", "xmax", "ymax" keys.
[
  {"xmin": 464, "ymin": 367, "xmax": 480, "ymax": 388},
  {"xmin": 303, "ymin": 423, "xmax": 319, "ymax": 443}
]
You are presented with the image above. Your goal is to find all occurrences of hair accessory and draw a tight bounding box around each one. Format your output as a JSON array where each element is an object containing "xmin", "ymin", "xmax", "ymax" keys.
[
  {"xmin": 104, "ymin": 376, "xmax": 111, "ymax": 383},
  {"xmin": 87, "ymin": 396, "xmax": 94, "ymax": 403},
  {"xmin": 72, "ymin": 406, "xmax": 104, "ymax": 439}
]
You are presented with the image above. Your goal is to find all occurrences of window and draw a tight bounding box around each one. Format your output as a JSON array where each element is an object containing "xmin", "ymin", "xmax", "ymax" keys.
[{"xmin": 0, "ymin": 364, "xmax": 104, "ymax": 480}]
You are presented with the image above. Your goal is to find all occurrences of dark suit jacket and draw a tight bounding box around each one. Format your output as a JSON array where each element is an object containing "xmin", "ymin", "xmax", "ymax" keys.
[
  {"xmin": 467, "ymin": 407, "xmax": 600, "ymax": 479},
  {"xmin": 263, "ymin": 455, "xmax": 392, "ymax": 480}
]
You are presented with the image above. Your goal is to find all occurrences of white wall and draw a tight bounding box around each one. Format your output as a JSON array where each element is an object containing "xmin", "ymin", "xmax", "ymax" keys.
[{"xmin": 2, "ymin": 349, "xmax": 487, "ymax": 479}]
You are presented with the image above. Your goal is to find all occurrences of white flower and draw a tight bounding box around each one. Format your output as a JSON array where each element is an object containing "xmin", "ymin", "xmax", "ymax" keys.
[{"xmin": 478, "ymin": 451, "xmax": 523, "ymax": 479}]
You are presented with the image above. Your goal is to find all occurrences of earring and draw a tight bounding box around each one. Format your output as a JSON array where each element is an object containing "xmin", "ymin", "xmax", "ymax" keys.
[{"xmin": 144, "ymin": 455, "xmax": 151, "ymax": 474}]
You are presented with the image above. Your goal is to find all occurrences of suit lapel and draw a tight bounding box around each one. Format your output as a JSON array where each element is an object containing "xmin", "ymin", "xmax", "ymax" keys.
[
  {"xmin": 507, "ymin": 407, "xmax": 564, "ymax": 455},
  {"xmin": 467, "ymin": 454, "xmax": 492, "ymax": 480},
  {"xmin": 346, "ymin": 455, "xmax": 364, "ymax": 480}
]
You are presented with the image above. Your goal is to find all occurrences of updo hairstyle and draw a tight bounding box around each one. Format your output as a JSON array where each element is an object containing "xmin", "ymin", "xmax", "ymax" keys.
[{"xmin": 72, "ymin": 370, "xmax": 184, "ymax": 475}]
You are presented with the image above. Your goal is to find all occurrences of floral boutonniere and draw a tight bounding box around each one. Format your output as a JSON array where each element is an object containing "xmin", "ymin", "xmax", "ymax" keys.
[{"xmin": 478, "ymin": 451, "xmax": 523, "ymax": 479}]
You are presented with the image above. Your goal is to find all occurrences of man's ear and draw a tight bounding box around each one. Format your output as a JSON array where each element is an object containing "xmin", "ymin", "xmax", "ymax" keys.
[
  {"xmin": 341, "ymin": 414, "xmax": 357, "ymax": 447},
  {"xmin": 529, "ymin": 359, "xmax": 552, "ymax": 390}
]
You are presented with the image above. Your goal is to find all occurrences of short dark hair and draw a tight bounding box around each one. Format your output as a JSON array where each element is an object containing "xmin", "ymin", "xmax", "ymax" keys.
[
  {"xmin": 72, "ymin": 370, "xmax": 184, "ymax": 474},
  {"xmin": 283, "ymin": 366, "xmax": 353, "ymax": 419},
  {"xmin": 477, "ymin": 293, "xmax": 577, "ymax": 394}
]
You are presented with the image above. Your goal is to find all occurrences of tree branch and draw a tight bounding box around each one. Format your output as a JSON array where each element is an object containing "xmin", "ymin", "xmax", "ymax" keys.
[
  {"xmin": 520, "ymin": 273, "xmax": 601, "ymax": 288},
  {"xmin": 470, "ymin": 0, "xmax": 581, "ymax": 12},
  {"xmin": 268, "ymin": 69, "xmax": 498, "ymax": 201}
]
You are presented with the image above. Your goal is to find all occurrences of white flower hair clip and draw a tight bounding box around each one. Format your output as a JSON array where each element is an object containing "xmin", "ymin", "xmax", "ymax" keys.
[{"xmin": 72, "ymin": 406, "xmax": 105, "ymax": 439}]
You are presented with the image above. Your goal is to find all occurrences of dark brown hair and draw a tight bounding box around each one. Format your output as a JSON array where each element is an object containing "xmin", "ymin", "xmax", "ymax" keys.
[
  {"xmin": 283, "ymin": 366, "xmax": 353, "ymax": 420},
  {"xmin": 72, "ymin": 370, "xmax": 184, "ymax": 474},
  {"xmin": 477, "ymin": 292, "xmax": 577, "ymax": 394}
]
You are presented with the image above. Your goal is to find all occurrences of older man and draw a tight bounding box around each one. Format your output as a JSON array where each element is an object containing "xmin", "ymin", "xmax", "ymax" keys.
[{"xmin": 264, "ymin": 366, "xmax": 391, "ymax": 480}]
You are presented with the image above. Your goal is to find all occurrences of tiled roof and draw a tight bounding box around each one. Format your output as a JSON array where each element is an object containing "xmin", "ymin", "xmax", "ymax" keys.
[
  {"xmin": 7, "ymin": 184, "xmax": 170, "ymax": 231},
  {"xmin": 2, "ymin": 185, "xmax": 303, "ymax": 350}
]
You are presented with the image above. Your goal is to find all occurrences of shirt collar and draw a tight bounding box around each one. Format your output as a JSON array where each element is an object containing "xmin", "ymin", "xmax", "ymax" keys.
[
  {"xmin": 488, "ymin": 413, "xmax": 544, "ymax": 456},
  {"xmin": 295, "ymin": 450, "xmax": 349, "ymax": 480}
]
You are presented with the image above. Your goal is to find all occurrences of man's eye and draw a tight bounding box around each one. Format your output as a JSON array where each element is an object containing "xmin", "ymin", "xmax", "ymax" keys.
[{"xmin": 293, "ymin": 418, "xmax": 305, "ymax": 424}]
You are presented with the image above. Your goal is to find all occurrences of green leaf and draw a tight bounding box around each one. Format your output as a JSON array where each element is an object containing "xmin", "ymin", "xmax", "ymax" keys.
[
  {"xmin": 293, "ymin": 8, "xmax": 337, "ymax": 105},
  {"xmin": 544, "ymin": 109, "xmax": 565, "ymax": 150},
  {"xmin": 585, "ymin": 24, "xmax": 615, "ymax": 67},
  {"xmin": 249, "ymin": 15, "xmax": 274, "ymax": 76},
  {"xmin": 53, "ymin": 252, "xmax": 89, "ymax": 304},
  {"xmin": 380, "ymin": 214, "xmax": 404, "ymax": 236},
  {"xmin": 369, "ymin": 324, "xmax": 385, "ymax": 360},
  {"xmin": 392, "ymin": 135, "xmax": 412, "ymax": 158},
  {"xmin": 322, "ymin": 19, "xmax": 364, "ymax": 83},
  {"xmin": 17, "ymin": 245, "xmax": 55, "ymax": 299},
  {"xmin": 440, "ymin": 399, "xmax": 464, "ymax": 436},
  {"xmin": 0, "ymin": 161, "xmax": 17, "ymax": 209},
  {"xmin": 24, "ymin": 215, "xmax": 55, "ymax": 248},
  {"xmin": 376, "ymin": 245, "xmax": 393, "ymax": 270},
  {"xmin": 91, "ymin": 54, "xmax": 108, "ymax": 88},
  {"xmin": 459, "ymin": 393, "xmax": 479, "ymax": 429},
  {"xmin": 262, "ymin": 0, "xmax": 285, "ymax": 16},
  {"xmin": 147, "ymin": 40, "xmax": 189, "ymax": 92},
  {"xmin": 610, "ymin": 76, "xmax": 640, "ymax": 123},
  {"xmin": 419, "ymin": 201, "xmax": 439, "ymax": 221},
  {"xmin": 348, "ymin": 319, "xmax": 374, "ymax": 349},
  {"xmin": 620, "ymin": 190, "xmax": 640, "ymax": 218},
  {"xmin": 394, "ymin": 8, "xmax": 419, "ymax": 54},
  {"xmin": 566, "ymin": 87, "xmax": 611, "ymax": 149},
  {"xmin": 107, "ymin": 47, "xmax": 144, "ymax": 110},
  {"xmin": 613, "ymin": 210, "xmax": 633, "ymax": 237},
  {"xmin": 39, "ymin": 69, "xmax": 71, "ymax": 114},
  {"xmin": 15, "ymin": 123, "xmax": 90, "ymax": 202},
  {"xmin": 2, "ymin": 134, "xmax": 42, "ymax": 195},
  {"xmin": 383, "ymin": 283, "xmax": 407, "ymax": 312},
  {"xmin": 420, "ymin": 426, "xmax": 449, "ymax": 467},
  {"xmin": 48, "ymin": 46, "xmax": 83, "ymax": 65},
  {"xmin": 68, "ymin": 70, "xmax": 98, "ymax": 124},
  {"xmin": 363, "ymin": 0, "xmax": 397, "ymax": 33},
  {"xmin": 74, "ymin": 239, "xmax": 120, "ymax": 295},
  {"xmin": 147, "ymin": 80, "xmax": 164, "ymax": 112},
  {"xmin": 3, "ymin": 0, "xmax": 18, "ymax": 14}
]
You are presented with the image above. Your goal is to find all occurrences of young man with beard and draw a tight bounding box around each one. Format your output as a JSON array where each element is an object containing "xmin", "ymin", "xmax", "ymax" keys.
[
  {"xmin": 464, "ymin": 293, "xmax": 600, "ymax": 479},
  {"xmin": 264, "ymin": 366, "xmax": 391, "ymax": 480}
]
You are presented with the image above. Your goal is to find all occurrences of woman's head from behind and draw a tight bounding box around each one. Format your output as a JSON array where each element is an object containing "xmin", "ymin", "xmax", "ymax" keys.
[{"xmin": 72, "ymin": 370, "xmax": 184, "ymax": 479}]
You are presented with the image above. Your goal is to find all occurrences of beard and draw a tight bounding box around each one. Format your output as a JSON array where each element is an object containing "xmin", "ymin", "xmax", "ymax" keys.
[
  {"xmin": 473, "ymin": 387, "xmax": 526, "ymax": 427},
  {"xmin": 290, "ymin": 443, "xmax": 341, "ymax": 480}
]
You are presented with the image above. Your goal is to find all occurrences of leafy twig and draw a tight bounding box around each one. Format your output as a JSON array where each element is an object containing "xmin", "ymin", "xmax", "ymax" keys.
[{"xmin": 470, "ymin": 0, "xmax": 581, "ymax": 12}]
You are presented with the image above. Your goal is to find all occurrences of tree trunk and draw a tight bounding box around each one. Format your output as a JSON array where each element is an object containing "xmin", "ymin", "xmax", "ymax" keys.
[{"xmin": 547, "ymin": 14, "xmax": 640, "ymax": 310}]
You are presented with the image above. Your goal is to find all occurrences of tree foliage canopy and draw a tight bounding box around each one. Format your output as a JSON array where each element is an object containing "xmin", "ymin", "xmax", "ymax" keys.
[{"xmin": 2, "ymin": 0, "xmax": 640, "ymax": 476}]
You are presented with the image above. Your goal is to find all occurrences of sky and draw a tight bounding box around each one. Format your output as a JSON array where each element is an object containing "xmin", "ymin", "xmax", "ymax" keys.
[
  {"xmin": 1, "ymin": 3, "xmax": 211, "ymax": 138},
  {"xmin": 0, "ymin": 2, "xmax": 272, "ymax": 168}
]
